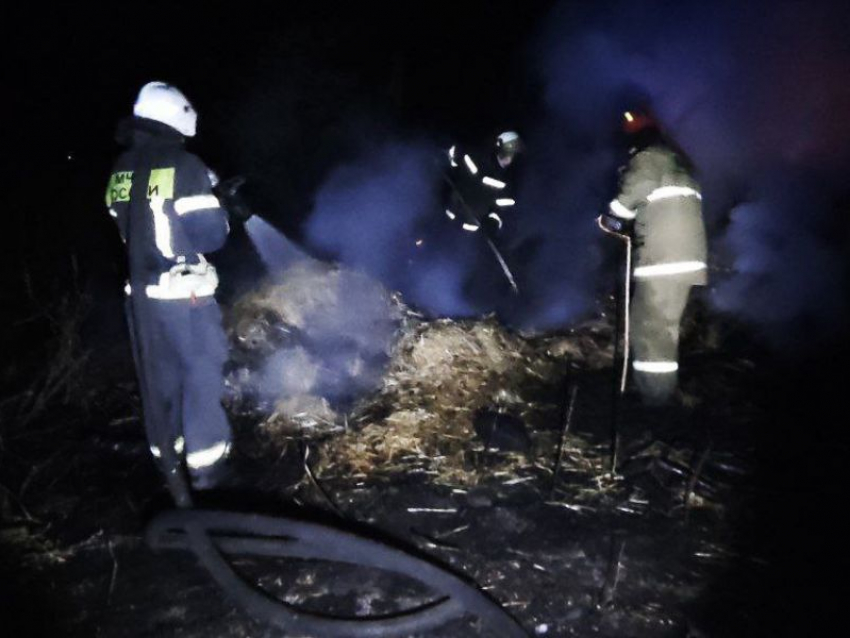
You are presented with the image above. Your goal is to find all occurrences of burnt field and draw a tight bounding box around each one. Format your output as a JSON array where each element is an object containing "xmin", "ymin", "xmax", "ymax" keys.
[
  {"xmin": 1, "ymin": 289, "xmax": 844, "ymax": 638},
  {"xmin": 6, "ymin": 2, "xmax": 850, "ymax": 636}
]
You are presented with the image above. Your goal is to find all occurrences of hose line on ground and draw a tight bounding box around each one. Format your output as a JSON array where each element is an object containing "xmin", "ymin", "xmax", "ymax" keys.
[{"xmin": 147, "ymin": 509, "xmax": 529, "ymax": 638}]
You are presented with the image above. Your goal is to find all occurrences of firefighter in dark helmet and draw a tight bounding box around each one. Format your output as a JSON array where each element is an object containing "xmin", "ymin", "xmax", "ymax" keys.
[
  {"xmin": 444, "ymin": 131, "xmax": 522, "ymax": 235},
  {"xmin": 599, "ymin": 109, "xmax": 708, "ymax": 404},
  {"xmin": 105, "ymin": 82, "xmax": 240, "ymax": 505},
  {"xmin": 440, "ymin": 131, "xmax": 523, "ymax": 293}
]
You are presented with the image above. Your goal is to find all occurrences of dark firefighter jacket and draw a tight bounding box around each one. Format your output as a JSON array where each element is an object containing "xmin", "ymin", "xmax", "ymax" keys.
[
  {"xmin": 609, "ymin": 144, "xmax": 708, "ymax": 285},
  {"xmin": 105, "ymin": 118, "xmax": 230, "ymax": 299},
  {"xmin": 444, "ymin": 142, "xmax": 517, "ymax": 234}
]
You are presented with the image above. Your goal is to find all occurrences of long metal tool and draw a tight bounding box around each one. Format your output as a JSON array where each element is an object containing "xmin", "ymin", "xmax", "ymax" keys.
[
  {"xmin": 485, "ymin": 237, "xmax": 519, "ymax": 294},
  {"xmin": 442, "ymin": 173, "xmax": 519, "ymax": 294},
  {"xmin": 620, "ymin": 236, "xmax": 632, "ymax": 393},
  {"xmin": 597, "ymin": 217, "xmax": 632, "ymax": 473}
]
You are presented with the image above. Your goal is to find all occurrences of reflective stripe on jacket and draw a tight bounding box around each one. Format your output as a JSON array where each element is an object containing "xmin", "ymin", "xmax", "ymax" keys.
[
  {"xmin": 611, "ymin": 144, "xmax": 708, "ymax": 285},
  {"xmin": 106, "ymin": 118, "xmax": 229, "ymax": 299}
]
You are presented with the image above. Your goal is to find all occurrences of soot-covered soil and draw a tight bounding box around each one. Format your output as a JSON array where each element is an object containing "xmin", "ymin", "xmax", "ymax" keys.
[{"xmin": 0, "ymin": 309, "xmax": 844, "ymax": 637}]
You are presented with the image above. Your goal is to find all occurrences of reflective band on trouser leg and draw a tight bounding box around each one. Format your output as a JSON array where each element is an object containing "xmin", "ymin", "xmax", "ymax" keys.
[
  {"xmin": 153, "ymin": 437, "xmax": 185, "ymax": 458},
  {"xmin": 463, "ymin": 155, "xmax": 478, "ymax": 174},
  {"xmin": 482, "ymin": 176, "xmax": 506, "ymax": 189},
  {"xmin": 633, "ymin": 360, "xmax": 679, "ymax": 373},
  {"xmin": 645, "ymin": 186, "xmax": 701, "ymax": 202},
  {"xmin": 634, "ymin": 261, "xmax": 707, "ymax": 278},
  {"xmin": 187, "ymin": 441, "xmax": 230, "ymax": 470},
  {"xmin": 174, "ymin": 195, "xmax": 221, "ymax": 215},
  {"xmin": 629, "ymin": 278, "xmax": 689, "ymax": 403},
  {"xmin": 609, "ymin": 199, "xmax": 636, "ymax": 220},
  {"xmin": 495, "ymin": 198, "xmax": 515, "ymax": 207},
  {"xmin": 462, "ymin": 223, "xmax": 480, "ymax": 232},
  {"xmin": 445, "ymin": 209, "xmax": 456, "ymax": 220}
]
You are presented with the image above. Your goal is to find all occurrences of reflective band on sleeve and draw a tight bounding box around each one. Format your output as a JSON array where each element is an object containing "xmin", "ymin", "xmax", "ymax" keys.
[
  {"xmin": 174, "ymin": 195, "xmax": 221, "ymax": 215},
  {"xmin": 149, "ymin": 196, "xmax": 174, "ymax": 259},
  {"xmin": 108, "ymin": 208, "xmax": 118, "ymax": 218},
  {"xmin": 463, "ymin": 154, "xmax": 478, "ymax": 174},
  {"xmin": 186, "ymin": 441, "xmax": 230, "ymax": 469},
  {"xmin": 633, "ymin": 360, "xmax": 679, "ymax": 373},
  {"xmin": 609, "ymin": 199, "xmax": 637, "ymax": 219},
  {"xmin": 150, "ymin": 445, "xmax": 162, "ymax": 459},
  {"xmin": 462, "ymin": 223, "xmax": 480, "ymax": 232},
  {"xmin": 633, "ymin": 261, "xmax": 707, "ymax": 278},
  {"xmin": 646, "ymin": 186, "xmax": 702, "ymax": 202},
  {"xmin": 482, "ymin": 176, "xmax": 506, "ymax": 189},
  {"xmin": 448, "ymin": 146, "xmax": 457, "ymax": 167},
  {"xmin": 174, "ymin": 436, "xmax": 185, "ymax": 455},
  {"xmin": 206, "ymin": 169, "xmax": 220, "ymax": 188},
  {"xmin": 488, "ymin": 212, "xmax": 503, "ymax": 229},
  {"xmin": 495, "ymin": 198, "xmax": 515, "ymax": 207},
  {"xmin": 445, "ymin": 209, "xmax": 456, "ymax": 220},
  {"xmin": 124, "ymin": 283, "xmax": 132, "ymax": 296}
]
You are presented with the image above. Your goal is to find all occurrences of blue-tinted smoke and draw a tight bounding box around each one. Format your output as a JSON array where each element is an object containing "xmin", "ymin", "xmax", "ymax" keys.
[
  {"xmin": 712, "ymin": 171, "xmax": 849, "ymax": 348},
  {"xmin": 301, "ymin": 136, "xmax": 608, "ymax": 330},
  {"xmin": 304, "ymin": 141, "xmax": 479, "ymax": 318},
  {"xmin": 532, "ymin": 0, "xmax": 850, "ymax": 348},
  {"xmin": 256, "ymin": 0, "xmax": 850, "ymax": 349}
]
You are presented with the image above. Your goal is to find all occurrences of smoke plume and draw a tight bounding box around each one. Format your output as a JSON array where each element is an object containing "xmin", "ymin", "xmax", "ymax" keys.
[
  {"xmin": 533, "ymin": 0, "xmax": 850, "ymax": 348},
  {"xmin": 237, "ymin": 0, "xmax": 849, "ymax": 355}
]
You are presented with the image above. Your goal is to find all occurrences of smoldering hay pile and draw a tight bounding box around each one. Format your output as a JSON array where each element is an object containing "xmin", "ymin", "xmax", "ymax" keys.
[
  {"xmin": 225, "ymin": 259, "xmax": 404, "ymax": 431},
  {"xmin": 225, "ymin": 259, "xmax": 615, "ymax": 486}
]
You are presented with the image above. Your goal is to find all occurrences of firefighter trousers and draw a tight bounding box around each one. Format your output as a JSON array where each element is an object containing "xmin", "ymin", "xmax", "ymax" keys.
[
  {"xmin": 125, "ymin": 294, "xmax": 232, "ymax": 488},
  {"xmin": 630, "ymin": 278, "xmax": 694, "ymax": 404}
]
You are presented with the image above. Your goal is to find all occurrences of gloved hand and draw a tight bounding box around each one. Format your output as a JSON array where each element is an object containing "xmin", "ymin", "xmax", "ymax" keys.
[
  {"xmin": 597, "ymin": 214, "xmax": 629, "ymax": 237},
  {"xmin": 214, "ymin": 176, "xmax": 253, "ymax": 223}
]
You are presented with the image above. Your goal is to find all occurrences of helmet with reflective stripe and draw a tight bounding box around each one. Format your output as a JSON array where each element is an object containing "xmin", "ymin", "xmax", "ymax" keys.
[{"xmin": 133, "ymin": 82, "xmax": 197, "ymax": 137}]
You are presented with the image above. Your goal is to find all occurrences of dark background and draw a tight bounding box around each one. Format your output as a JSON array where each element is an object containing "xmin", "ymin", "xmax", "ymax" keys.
[{"xmin": 3, "ymin": 1, "xmax": 553, "ymax": 346}]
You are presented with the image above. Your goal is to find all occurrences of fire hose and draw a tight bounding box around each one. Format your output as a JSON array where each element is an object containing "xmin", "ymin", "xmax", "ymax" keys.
[
  {"xmin": 143, "ymin": 441, "xmax": 527, "ymax": 636},
  {"xmin": 146, "ymin": 506, "xmax": 529, "ymax": 637}
]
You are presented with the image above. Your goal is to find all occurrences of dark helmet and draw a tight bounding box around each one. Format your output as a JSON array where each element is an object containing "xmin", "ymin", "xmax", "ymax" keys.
[
  {"xmin": 620, "ymin": 108, "xmax": 662, "ymax": 152},
  {"xmin": 622, "ymin": 109, "xmax": 657, "ymax": 135}
]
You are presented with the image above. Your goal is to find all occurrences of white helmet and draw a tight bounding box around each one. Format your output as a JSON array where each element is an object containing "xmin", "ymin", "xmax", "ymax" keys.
[
  {"xmin": 496, "ymin": 130, "xmax": 522, "ymax": 164},
  {"xmin": 133, "ymin": 82, "xmax": 197, "ymax": 137}
]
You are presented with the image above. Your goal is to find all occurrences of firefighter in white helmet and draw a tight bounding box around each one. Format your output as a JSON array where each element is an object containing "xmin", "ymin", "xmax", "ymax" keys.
[
  {"xmin": 600, "ymin": 109, "xmax": 708, "ymax": 404},
  {"xmin": 105, "ymin": 82, "xmax": 235, "ymax": 505}
]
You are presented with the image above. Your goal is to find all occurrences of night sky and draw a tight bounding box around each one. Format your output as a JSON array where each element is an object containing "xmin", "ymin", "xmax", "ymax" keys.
[{"xmin": 5, "ymin": 1, "xmax": 548, "ymax": 327}]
